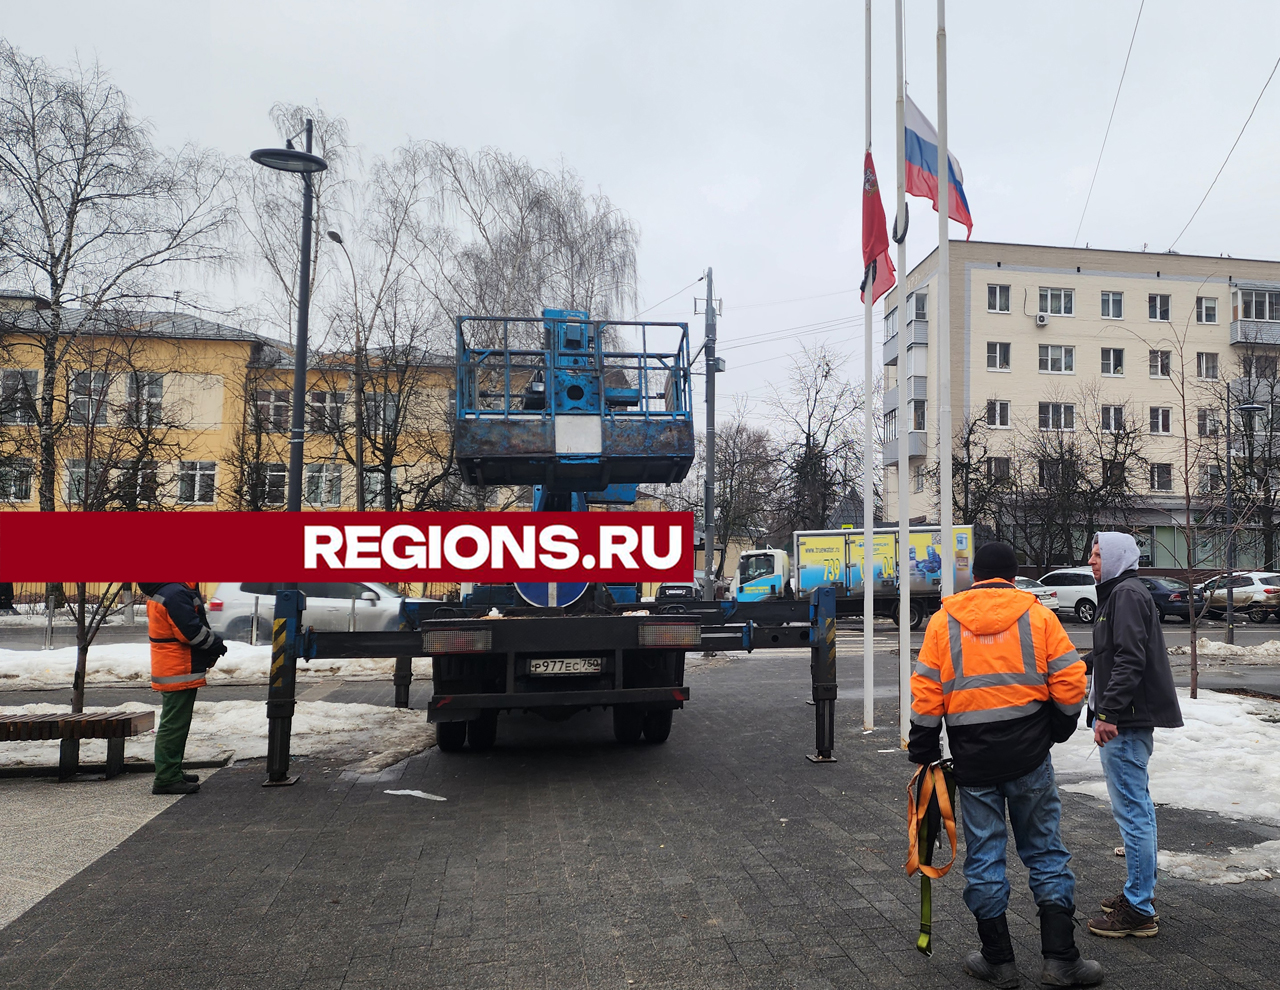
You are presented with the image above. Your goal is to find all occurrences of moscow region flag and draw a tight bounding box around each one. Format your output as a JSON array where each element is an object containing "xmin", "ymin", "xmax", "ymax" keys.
[{"xmin": 861, "ymin": 151, "xmax": 895, "ymax": 304}]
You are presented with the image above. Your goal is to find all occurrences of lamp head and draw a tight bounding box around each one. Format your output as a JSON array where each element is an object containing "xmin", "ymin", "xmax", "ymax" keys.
[
  {"xmin": 249, "ymin": 147, "xmax": 328, "ymax": 174},
  {"xmin": 326, "ymin": 230, "xmax": 344, "ymax": 245},
  {"xmin": 1237, "ymin": 402, "xmax": 1266, "ymax": 414}
]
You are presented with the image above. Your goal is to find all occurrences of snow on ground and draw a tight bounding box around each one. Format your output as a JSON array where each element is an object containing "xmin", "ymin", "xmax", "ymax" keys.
[
  {"xmin": 1168, "ymin": 637, "xmax": 1280, "ymax": 664},
  {"xmin": 0, "ymin": 700, "xmax": 435, "ymax": 772},
  {"xmin": 0, "ymin": 642, "xmax": 431, "ymax": 690},
  {"xmin": 1056, "ymin": 687, "xmax": 1280, "ymax": 882}
]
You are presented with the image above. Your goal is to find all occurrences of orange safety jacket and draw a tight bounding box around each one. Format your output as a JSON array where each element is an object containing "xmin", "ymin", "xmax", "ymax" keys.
[
  {"xmin": 909, "ymin": 579, "xmax": 1087, "ymax": 786},
  {"xmin": 143, "ymin": 582, "xmax": 219, "ymax": 692}
]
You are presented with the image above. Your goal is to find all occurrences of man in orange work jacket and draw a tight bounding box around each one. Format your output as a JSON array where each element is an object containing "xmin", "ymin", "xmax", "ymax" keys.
[
  {"xmin": 138, "ymin": 582, "xmax": 226, "ymax": 795},
  {"xmin": 910, "ymin": 543, "xmax": 1101, "ymax": 989}
]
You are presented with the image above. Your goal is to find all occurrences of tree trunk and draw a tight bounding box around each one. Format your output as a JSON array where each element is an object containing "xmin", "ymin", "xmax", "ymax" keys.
[{"xmin": 72, "ymin": 582, "xmax": 88, "ymax": 713}]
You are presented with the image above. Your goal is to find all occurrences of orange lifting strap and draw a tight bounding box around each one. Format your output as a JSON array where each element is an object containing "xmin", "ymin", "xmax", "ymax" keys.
[{"xmin": 905, "ymin": 761, "xmax": 957, "ymax": 879}]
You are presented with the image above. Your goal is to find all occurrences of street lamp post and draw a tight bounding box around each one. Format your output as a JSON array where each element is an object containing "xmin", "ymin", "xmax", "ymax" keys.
[
  {"xmin": 251, "ymin": 121, "xmax": 328, "ymax": 786},
  {"xmin": 326, "ymin": 230, "xmax": 366, "ymax": 512}
]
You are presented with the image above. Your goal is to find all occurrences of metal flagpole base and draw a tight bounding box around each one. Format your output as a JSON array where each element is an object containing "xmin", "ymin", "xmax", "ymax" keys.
[
  {"xmin": 262, "ymin": 775, "xmax": 300, "ymax": 787},
  {"xmin": 806, "ymin": 754, "xmax": 838, "ymax": 763}
]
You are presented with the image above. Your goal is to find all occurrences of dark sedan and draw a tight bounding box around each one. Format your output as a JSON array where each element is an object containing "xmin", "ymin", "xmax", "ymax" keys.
[{"xmin": 1138, "ymin": 576, "xmax": 1204, "ymax": 622}]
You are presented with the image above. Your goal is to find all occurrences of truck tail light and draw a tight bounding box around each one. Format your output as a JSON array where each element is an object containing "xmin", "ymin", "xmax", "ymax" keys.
[
  {"xmin": 207, "ymin": 598, "xmax": 223, "ymax": 612},
  {"xmin": 424, "ymin": 628, "xmax": 493, "ymax": 653},
  {"xmin": 638, "ymin": 622, "xmax": 702, "ymax": 648}
]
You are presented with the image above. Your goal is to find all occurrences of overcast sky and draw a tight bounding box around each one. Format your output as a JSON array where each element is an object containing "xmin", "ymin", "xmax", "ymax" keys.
[{"xmin": 4, "ymin": 0, "xmax": 1280, "ymax": 425}]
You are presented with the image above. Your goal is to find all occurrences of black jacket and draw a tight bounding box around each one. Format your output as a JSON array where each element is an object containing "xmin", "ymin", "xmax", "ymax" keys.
[{"xmin": 1088, "ymin": 570, "xmax": 1183, "ymax": 729}]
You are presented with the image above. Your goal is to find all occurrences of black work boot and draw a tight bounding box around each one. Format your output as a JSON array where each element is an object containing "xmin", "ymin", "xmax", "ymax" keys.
[
  {"xmin": 1039, "ymin": 903, "xmax": 1104, "ymax": 987},
  {"xmin": 963, "ymin": 913, "xmax": 1020, "ymax": 989}
]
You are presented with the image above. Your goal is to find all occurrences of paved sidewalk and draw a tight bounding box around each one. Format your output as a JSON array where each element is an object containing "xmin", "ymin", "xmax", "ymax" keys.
[{"xmin": 2, "ymin": 649, "xmax": 1279, "ymax": 989}]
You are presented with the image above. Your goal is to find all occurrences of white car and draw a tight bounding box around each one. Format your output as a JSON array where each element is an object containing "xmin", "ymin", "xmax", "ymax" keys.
[
  {"xmin": 206, "ymin": 581, "xmax": 407, "ymax": 641},
  {"xmin": 1014, "ymin": 576, "xmax": 1059, "ymax": 613},
  {"xmin": 1037, "ymin": 568, "xmax": 1098, "ymax": 623}
]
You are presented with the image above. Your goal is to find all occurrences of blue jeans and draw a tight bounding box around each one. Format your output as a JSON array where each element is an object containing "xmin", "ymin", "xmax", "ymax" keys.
[
  {"xmin": 1098, "ymin": 726, "xmax": 1157, "ymax": 916},
  {"xmin": 958, "ymin": 756, "xmax": 1076, "ymax": 919}
]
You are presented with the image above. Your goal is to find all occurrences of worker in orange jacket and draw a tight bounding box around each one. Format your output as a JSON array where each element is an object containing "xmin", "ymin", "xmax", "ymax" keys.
[
  {"xmin": 910, "ymin": 542, "xmax": 1100, "ymax": 989},
  {"xmin": 138, "ymin": 582, "xmax": 226, "ymax": 795}
]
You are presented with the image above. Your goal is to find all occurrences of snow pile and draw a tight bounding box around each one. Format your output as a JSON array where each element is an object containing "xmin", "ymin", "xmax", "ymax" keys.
[
  {"xmin": 1057, "ymin": 688, "xmax": 1280, "ymax": 882},
  {"xmin": 0, "ymin": 700, "xmax": 434, "ymax": 772},
  {"xmin": 1168, "ymin": 637, "xmax": 1280, "ymax": 665},
  {"xmin": 0, "ymin": 642, "xmax": 430, "ymax": 690},
  {"xmin": 1158, "ymin": 841, "xmax": 1280, "ymax": 885}
]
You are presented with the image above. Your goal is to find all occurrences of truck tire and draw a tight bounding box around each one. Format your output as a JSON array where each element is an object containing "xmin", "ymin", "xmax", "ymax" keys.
[
  {"xmin": 436, "ymin": 721, "xmax": 467, "ymax": 752},
  {"xmin": 613, "ymin": 706, "xmax": 644, "ymax": 744},
  {"xmin": 890, "ymin": 599, "xmax": 927, "ymax": 630},
  {"xmin": 642, "ymin": 709, "xmax": 673, "ymax": 743},
  {"xmin": 467, "ymin": 711, "xmax": 498, "ymax": 751}
]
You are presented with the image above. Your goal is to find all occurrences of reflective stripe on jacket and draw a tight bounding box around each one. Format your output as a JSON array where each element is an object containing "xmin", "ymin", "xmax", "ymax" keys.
[
  {"xmin": 912, "ymin": 582, "xmax": 1085, "ymax": 728},
  {"xmin": 147, "ymin": 582, "xmax": 213, "ymax": 692}
]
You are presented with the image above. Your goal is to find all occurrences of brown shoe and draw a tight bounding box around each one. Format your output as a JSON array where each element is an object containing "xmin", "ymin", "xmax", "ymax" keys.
[
  {"xmin": 1088, "ymin": 896, "xmax": 1157, "ymax": 938},
  {"xmin": 1100, "ymin": 892, "xmax": 1159, "ymax": 921}
]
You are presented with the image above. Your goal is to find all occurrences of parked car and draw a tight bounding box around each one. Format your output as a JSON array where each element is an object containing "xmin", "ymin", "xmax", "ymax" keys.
[
  {"xmin": 1137, "ymin": 576, "xmax": 1205, "ymax": 622},
  {"xmin": 1037, "ymin": 567, "xmax": 1098, "ymax": 623},
  {"xmin": 206, "ymin": 581, "xmax": 408, "ymax": 640},
  {"xmin": 1198, "ymin": 572, "xmax": 1280, "ymax": 623},
  {"xmin": 1013, "ymin": 576, "xmax": 1059, "ymax": 613}
]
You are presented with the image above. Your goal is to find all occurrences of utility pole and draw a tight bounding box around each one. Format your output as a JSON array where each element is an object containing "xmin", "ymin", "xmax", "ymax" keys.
[
  {"xmin": 895, "ymin": 0, "xmax": 912, "ymax": 748},
  {"xmin": 703, "ymin": 268, "xmax": 718, "ymax": 601},
  {"xmin": 936, "ymin": 0, "xmax": 955, "ymax": 598},
  {"xmin": 862, "ymin": 0, "xmax": 875, "ymax": 732}
]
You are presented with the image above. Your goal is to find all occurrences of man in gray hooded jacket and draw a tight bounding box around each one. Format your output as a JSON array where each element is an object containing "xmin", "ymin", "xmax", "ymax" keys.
[{"xmin": 1085, "ymin": 532, "xmax": 1183, "ymax": 938}]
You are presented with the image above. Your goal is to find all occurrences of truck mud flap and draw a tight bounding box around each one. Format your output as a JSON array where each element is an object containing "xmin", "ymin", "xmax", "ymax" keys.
[{"xmin": 428, "ymin": 685, "xmax": 689, "ymax": 719}]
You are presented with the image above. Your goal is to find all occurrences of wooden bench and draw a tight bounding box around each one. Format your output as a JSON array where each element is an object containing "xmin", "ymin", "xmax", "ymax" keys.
[{"xmin": 0, "ymin": 711, "xmax": 156, "ymax": 780}]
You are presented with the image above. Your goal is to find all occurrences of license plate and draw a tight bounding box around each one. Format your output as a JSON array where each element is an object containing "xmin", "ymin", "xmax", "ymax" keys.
[{"xmin": 528, "ymin": 658, "xmax": 602, "ymax": 675}]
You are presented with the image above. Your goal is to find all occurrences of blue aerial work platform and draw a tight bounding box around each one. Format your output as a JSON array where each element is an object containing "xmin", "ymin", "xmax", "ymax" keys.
[{"xmin": 454, "ymin": 309, "xmax": 695, "ymax": 491}]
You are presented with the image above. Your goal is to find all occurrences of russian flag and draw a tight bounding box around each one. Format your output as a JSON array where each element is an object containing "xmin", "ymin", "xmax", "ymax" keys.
[{"xmin": 905, "ymin": 94, "xmax": 973, "ymax": 239}]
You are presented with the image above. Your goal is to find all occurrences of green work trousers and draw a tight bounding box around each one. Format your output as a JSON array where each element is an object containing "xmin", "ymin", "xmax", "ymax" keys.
[{"xmin": 154, "ymin": 688, "xmax": 198, "ymax": 786}]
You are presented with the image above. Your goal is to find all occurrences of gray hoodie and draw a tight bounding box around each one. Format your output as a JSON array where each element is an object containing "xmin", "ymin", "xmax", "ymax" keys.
[{"xmin": 1088, "ymin": 532, "xmax": 1184, "ymax": 729}]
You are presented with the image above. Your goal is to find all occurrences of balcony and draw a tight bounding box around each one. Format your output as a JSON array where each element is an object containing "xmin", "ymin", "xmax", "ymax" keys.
[
  {"xmin": 883, "ymin": 430, "xmax": 927, "ymax": 466},
  {"xmin": 883, "ymin": 375, "xmax": 927, "ymax": 414},
  {"xmin": 883, "ymin": 318, "xmax": 929, "ymax": 366},
  {"xmin": 883, "ymin": 385, "xmax": 898, "ymax": 415},
  {"xmin": 1231, "ymin": 319, "xmax": 1280, "ymax": 346}
]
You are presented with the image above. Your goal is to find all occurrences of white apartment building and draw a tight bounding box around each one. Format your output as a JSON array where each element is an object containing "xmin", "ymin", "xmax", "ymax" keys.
[{"xmin": 881, "ymin": 241, "xmax": 1280, "ymax": 568}]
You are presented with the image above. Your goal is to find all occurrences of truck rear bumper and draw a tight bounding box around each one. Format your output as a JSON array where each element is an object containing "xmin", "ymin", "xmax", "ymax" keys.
[{"xmin": 429, "ymin": 685, "xmax": 689, "ymax": 720}]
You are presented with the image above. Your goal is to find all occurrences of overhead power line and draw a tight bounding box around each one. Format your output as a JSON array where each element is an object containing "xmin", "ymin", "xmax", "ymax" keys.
[
  {"xmin": 635, "ymin": 277, "xmax": 703, "ymax": 318},
  {"xmin": 1073, "ymin": 0, "xmax": 1144, "ymax": 248},
  {"xmin": 1169, "ymin": 50, "xmax": 1280, "ymax": 251}
]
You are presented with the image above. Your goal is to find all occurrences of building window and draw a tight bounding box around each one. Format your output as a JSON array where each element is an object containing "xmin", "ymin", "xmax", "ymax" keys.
[
  {"xmin": 66, "ymin": 458, "xmax": 107, "ymax": 505},
  {"xmin": 913, "ymin": 464, "xmax": 925, "ymax": 492},
  {"xmin": 884, "ymin": 307, "xmax": 898, "ymax": 339},
  {"xmin": 1196, "ymin": 296, "xmax": 1218, "ymax": 324},
  {"xmin": 1102, "ymin": 460, "xmax": 1125, "ymax": 486},
  {"xmin": 912, "ymin": 292, "xmax": 928, "ymax": 321},
  {"xmin": 363, "ymin": 467, "xmax": 398, "ymax": 508},
  {"xmin": 308, "ymin": 391, "xmax": 346, "ymax": 433},
  {"xmin": 1239, "ymin": 289, "xmax": 1280, "ymax": 322},
  {"xmin": 1197, "ymin": 352, "xmax": 1219, "ymax": 380},
  {"xmin": 1100, "ymin": 347, "xmax": 1124, "ymax": 376},
  {"xmin": 1148, "ymin": 349, "xmax": 1171, "ymax": 378},
  {"xmin": 1038, "ymin": 459, "xmax": 1068, "ymax": 488},
  {"xmin": 254, "ymin": 389, "xmax": 290, "ymax": 433},
  {"xmin": 1244, "ymin": 354, "xmax": 1279, "ymax": 379},
  {"xmin": 1101, "ymin": 405, "xmax": 1124, "ymax": 432},
  {"xmin": 1149, "ymin": 407, "xmax": 1172, "ymax": 434},
  {"xmin": 986, "ymin": 457, "xmax": 1010, "ymax": 481},
  {"xmin": 1198, "ymin": 408, "xmax": 1220, "ymax": 437},
  {"xmin": 986, "ymin": 341, "xmax": 1011, "ymax": 371},
  {"xmin": 0, "ymin": 457, "xmax": 33, "ymax": 502},
  {"xmin": 248, "ymin": 461, "xmax": 287, "ymax": 506},
  {"xmin": 1039, "ymin": 402, "xmax": 1075, "ymax": 430},
  {"xmin": 178, "ymin": 461, "xmax": 216, "ymax": 504},
  {"xmin": 1101, "ymin": 291, "xmax": 1124, "ymax": 319},
  {"xmin": 1200, "ymin": 464, "xmax": 1224, "ymax": 493},
  {"xmin": 119, "ymin": 459, "xmax": 161, "ymax": 505},
  {"xmin": 0, "ymin": 370, "xmax": 38, "ymax": 426},
  {"xmin": 1150, "ymin": 463, "xmax": 1173, "ymax": 491},
  {"xmin": 883, "ymin": 409, "xmax": 897, "ymax": 442},
  {"xmin": 1038, "ymin": 344, "xmax": 1074, "ymax": 373},
  {"xmin": 986, "ymin": 400, "xmax": 1011, "ymax": 428},
  {"xmin": 305, "ymin": 463, "xmax": 343, "ymax": 507},
  {"xmin": 363, "ymin": 392, "xmax": 399, "ymax": 436},
  {"xmin": 68, "ymin": 371, "xmax": 108, "ymax": 426},
  {"xmin": 987, "ymin": 284, "xmax": 1011, "ymax": 313},
  {"xmin": 1148, "ymin": 293, "xmax": 1171, "ymax": 321},
  {"xmin": 125, "ymin": 372, "xmax": 164, "ymax": 428},
  {"xmin": 1038, "ymin": 287, "xmax": 1074, "ymax": 316},
  {"xmin": 911, "ymin": 399, "xmax": 926, "ymax": 432}
]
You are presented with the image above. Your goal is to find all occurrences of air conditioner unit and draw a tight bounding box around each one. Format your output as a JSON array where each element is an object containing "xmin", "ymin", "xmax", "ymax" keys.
[{"xmin": 1035, "ymin": 313, "xmax": 1049, "ymax": 328}]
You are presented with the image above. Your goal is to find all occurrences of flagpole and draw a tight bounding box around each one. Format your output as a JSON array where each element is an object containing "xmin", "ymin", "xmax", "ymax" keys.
[
  {"xmin": 895, "ymin": 0, "xmax": 911, "ymax": 749},
  {"xmin": 863, "ymin": 0, "xmax": 875, "ymax": 732},
  {"xmin": 936, "ymin": 0, "xmax": 955, "ymax": 599}
]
